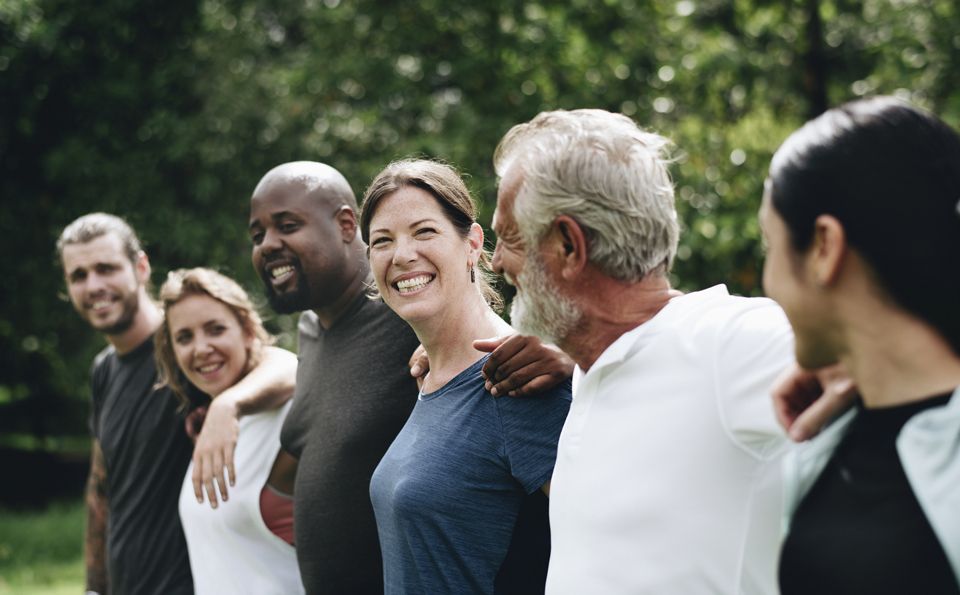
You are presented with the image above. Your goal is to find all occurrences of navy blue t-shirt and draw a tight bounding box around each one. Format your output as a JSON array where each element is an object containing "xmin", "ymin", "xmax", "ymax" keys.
[{"xmin": 369, "ymin": 355, "xmax": 571, "ymax": 595}]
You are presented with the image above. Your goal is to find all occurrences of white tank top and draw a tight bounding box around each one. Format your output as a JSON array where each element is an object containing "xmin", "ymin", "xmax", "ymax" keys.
[{"xmin": 178, "ymin": 400, "xmax": 304, "ymax": 594}]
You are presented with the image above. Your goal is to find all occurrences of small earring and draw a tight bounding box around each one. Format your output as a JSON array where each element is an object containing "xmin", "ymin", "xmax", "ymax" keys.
[{"xmin": 468, "ymin": 261, "xmax": 475, "ymax": 283}]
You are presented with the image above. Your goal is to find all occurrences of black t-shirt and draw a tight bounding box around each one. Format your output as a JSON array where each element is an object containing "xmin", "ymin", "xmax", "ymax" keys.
[
  {"xmin": 90, "ymin": 336, "xmax": 195, "ymax": 595},
  {"xmin": 281, "ymin": 295, "xmax": 421, "ymax": 594},
  {"xmin": 780, "ymin": 393, "xmax": 958, "ymax": 595}
]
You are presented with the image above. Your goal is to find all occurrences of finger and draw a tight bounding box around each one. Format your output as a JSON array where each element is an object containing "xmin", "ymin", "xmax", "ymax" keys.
[
  {"xmin": 213, "ymin": 451, "xmax": 228, "ymax": 502},
  {"xmin": 192, "ymin": 458, "xmax": 204, "ymax": 503},
  {"xmin": 225, "ymin": 443, "xmax": 236, "ymax": 487},
  {"xmin": 790, "ymin": 380, "xmax": 857, "ymax": 442},
  {"xmin": 482, "ymin": 336, "xmax": 528, "ymax": 381},
  {"xmin": 204, "ymin": 471, "xmax": 219, "ymax": 509},
  {"xmin": 489, "ymin": 360, "xmax": 544, "ymax": 396},
  {"xmin": 504, "ymin": 374, "xmax": 556, "ymax": 398},
  {"xmin": 473, "ymin": 335, "xmax": 508, "ymax": 353},
  {"xmin": 408, "ymin": 345, "xmax": 428, "ymax": 377}
]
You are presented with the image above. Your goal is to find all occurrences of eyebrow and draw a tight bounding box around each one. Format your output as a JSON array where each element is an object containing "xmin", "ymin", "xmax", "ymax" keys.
[
  {"xmin": 371, "ymin": 217, "xmax": 439, "ymax": 236},
  {"xmin": 249, "ymin": 210, "xmax": 299, "ymax": 230}
]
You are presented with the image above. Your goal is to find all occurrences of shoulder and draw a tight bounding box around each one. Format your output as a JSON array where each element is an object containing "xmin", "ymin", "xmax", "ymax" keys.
[{"xmin": 90, "ymin": 345, "xmax": 117, "ymax": 392}]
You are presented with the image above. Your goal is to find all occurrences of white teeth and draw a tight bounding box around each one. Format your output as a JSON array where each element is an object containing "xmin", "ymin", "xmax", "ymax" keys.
[
  {"xmin": 396, "ymin": 275, "xmax": 433, "ymax": 293},
  {"xmin": 197, "ymin": 363, "xmax": 222, "ymax": 374},
  {"xmin": 271, "ymin": 265, "xmax": 294, "ymax": 279}
]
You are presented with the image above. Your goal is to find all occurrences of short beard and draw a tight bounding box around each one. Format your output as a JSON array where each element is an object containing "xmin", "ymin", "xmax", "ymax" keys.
[
  {"xmin": 261, "ymin": 271, "xmax": 313, "ymax": 315},
  {"xmin": 100, "ymin": 291, "xmax": 140, "ymax": 336},
  {"xmin": 510, "ymin": 253, "xmax": 581, "ymax": 346}
]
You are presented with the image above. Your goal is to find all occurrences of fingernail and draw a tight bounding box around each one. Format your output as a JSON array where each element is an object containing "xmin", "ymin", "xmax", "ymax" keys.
[
  {"xmin": 410, "ymin": 365, "xmax": 421, "ymax": 376},
  {"xmin": 197, "ymin": 497, "xmax": 203, "ymax": 504},
  {"xmin": 491, "ymin": 387, "xmax": 499, "ymax": 396},
  {"xmin": 484, "ymin": 381, "xmax": 492, "ymax": 391}
]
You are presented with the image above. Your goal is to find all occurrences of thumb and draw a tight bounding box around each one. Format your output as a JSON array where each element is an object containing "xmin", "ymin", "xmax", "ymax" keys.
[{"xmin": 472, "ymin": 336, "xmax": 507, "ymax": 352}]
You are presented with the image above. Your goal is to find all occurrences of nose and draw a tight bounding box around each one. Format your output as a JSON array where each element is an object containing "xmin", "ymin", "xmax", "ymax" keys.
[
  {"xmin": 194, "ymin": 336, "xmax": 214, "ymax": 357},
  {"xmin": 491, "ymin": 240, "xmax": 504, "ymax": 275},
  {"xmin": 84, "ymin": 272, "xmax": 108, "ymax": 295},
  {"xmin": 392, "ymin": 236, "xmax": 418, "ymax": 266},
  {"xmin": 259, "ymin": 228, "xmax": 284, "ymax": 255}
]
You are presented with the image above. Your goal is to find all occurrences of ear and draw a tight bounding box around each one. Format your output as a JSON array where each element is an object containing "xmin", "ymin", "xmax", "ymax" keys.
[
  {"xmin": 134, "ymin": 251, "xmax": 151, "ymax": 284},
  {"xmin": 550, "ymin": 215, "xmax": 589, "ymax": 281},
  {"xmin": 810, "ymin": 214, "xmax": 846, "ymax": 286},
  {"xmin": 467, "ymin": 222, "xmax": 484, "ymax": 261},
  {"xmin": 335, "ymin": 206, "xmax": 359, "ymax": 243}
]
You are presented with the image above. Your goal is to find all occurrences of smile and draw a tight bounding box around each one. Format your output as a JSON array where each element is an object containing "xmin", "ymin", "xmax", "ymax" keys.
[
  {"xmin": 266, "ymin": 263, "xmax": 296, "ymax": 287},
  {"xmin": 197, "ymin": 362, "xmax": 224, "ymax": 375},
  {"xmin": 394, "ymin": 275, "xmax": 434, "ymax": 295}
]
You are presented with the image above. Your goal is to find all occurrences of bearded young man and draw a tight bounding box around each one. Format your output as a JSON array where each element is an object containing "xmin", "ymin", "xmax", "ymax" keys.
[{"xmin": 59, "ymin": 213, "xmax": 295, "ymax": 595}]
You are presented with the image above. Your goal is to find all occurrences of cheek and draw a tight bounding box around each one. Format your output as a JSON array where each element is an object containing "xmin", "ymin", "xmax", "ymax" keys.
[{"xmin": 172, "ymin": 344, "xmax": 192, "ymax": 370}]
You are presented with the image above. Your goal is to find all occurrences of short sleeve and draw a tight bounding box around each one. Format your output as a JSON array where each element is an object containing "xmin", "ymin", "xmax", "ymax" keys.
[
  {"xmin": 715, "ymin": 300, "xmax": 794, "ymax": 460},
  {"xmin": 496, "ymin": 380, "xmax": 572, "ymax": 493},
  {"xmin": 88, "ymin": 349, "xmax": 111, "ymax": 439}
]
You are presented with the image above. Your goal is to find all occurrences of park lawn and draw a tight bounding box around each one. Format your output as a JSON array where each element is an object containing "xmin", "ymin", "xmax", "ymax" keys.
[{"xmin": 0, "ymin": 500, "xmax": 84, "ymax": 594}]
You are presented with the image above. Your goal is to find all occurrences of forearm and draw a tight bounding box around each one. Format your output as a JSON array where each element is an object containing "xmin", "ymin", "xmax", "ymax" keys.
[
  {"xmin": 84, "ymin": 441, "xmax": 109, "ymax": 594},
  {"xmin": 216, "ymin": 346, "xmax": 296, "ymax": 417}
]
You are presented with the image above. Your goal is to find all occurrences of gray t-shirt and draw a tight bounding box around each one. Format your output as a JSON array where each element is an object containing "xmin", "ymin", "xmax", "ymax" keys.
[
  {"xmin": 281, "ymin": 294, "xmax": 421, "ymax": 594},
  {"xmin": 90, "ymin": 337, "xmax": 194, "ymax": 595}
]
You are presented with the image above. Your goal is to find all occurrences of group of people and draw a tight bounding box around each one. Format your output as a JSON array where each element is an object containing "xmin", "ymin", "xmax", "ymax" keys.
[{"xmin": 56, "ymin": 95, "xmax": 959, "ymax": 595}]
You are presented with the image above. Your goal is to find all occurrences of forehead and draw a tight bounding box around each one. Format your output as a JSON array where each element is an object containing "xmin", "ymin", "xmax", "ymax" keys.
[
  {"xmin": 249, "ymin": 179, "xmax": 324, "ymax": 224},
  {"xmin": 61, "ymin": 234, "xmax": 129, "ymax": 271},
  {"xmin": 493, "ymin": 166, "xmax": 524, "ymax": 232},
  {"xmin": 167, "ymin": 293, "xmax": 235, "ymax": 327},
  {"xmin": 370, "ymin": 186, "xmax": 446, "ymax": 228}
]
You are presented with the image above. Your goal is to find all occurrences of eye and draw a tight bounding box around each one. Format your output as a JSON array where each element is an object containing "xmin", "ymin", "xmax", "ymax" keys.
[
  {"xmin": 279, "ymin": 221, "xmax": 300, "ymax": 234},
  {"xmin": 208, "ymin": 324, "xmax": 227, "ymax": 336},
  {"xmin": 174, "ymin": 332, "xmax": 192, "ymax": 345},
  {"xmin": 415, "ymin": 227, "xmax": 437, "ymax": 237},
  {"xmin": 370, "ymin": 236, "xmax": 392, "ymax": 248},
  {"xmin": 250, "ymin": 231, "xmax": 264, "ymax": 246},
  {"xmin": 95, "ymin": 264, "xmax": 118, "ymax": 275}
]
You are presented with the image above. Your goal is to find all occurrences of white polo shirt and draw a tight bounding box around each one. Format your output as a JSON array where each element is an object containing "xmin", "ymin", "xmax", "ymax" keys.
[{"xmin": 546, "ymin": 285, "xmax": 793, "ymax": 595}]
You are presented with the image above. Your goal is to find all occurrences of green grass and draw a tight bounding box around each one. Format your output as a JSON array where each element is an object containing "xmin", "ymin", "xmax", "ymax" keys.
[{"xmin": 0, "ymin": 500, "xmax": 85, "ymax": 594}]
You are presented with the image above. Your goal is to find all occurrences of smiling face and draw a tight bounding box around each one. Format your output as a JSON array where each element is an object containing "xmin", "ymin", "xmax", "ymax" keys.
[
  {"xmin": 61, "ymin": 233, "xmax": 145, "ymax": 336},
  {"xmin": 166, "ymin": 293, "xmax": 252, "ymax": 398},
  {"xmin": 760, "ymin": 186, "xmax": 840, "ymax": 369},
  {"xmin": 367, "ymin": 186, "xmax": 480, "ymax": 325},
  {"xmin": 249, "ymin": 178, "xmax": 351, "ymax": 314},
  {"xmin": 493, "ymin": 165, "xmax": 582, "ymax": 345}
]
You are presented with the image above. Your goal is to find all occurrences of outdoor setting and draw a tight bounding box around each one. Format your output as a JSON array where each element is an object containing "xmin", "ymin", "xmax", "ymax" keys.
[{"xmin": 2, "ymin": 0, "xmax": 959, "ymax": 593}]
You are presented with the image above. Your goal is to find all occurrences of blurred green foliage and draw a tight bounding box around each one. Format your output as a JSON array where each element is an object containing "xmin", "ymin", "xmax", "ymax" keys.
[
  {"xmin": 0, "ymin": 501, "xmax": 84, "ymax": 593},
  {"xmin": 2, "ymin": 0, "xmax": 959, "ymax": 441}
]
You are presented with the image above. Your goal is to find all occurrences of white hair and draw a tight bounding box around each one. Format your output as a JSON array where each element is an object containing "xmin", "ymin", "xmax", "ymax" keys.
[{"xmin": 494, "ymin": 109, "xmax": 679, "ymax": 282}]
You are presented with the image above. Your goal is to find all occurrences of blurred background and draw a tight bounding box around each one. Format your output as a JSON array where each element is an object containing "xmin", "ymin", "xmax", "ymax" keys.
[{"xmin": 2, "ymin": 0, "xmax": 958, "ymax": 591}]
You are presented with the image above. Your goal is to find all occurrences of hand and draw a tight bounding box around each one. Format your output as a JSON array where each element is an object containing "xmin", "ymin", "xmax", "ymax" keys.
[
  {"xmin": 473, "ymin": 334, "xmax": 574, "ymax": 397},
  {"xmin": 408, "ymin": 344, "xmax": 429, "ymax": 390},
  {"xmin": 184, "ymin": 406, "xmax": 208, "ymax": 444},
  {"xmin": 191, "ymin": 397, "xmax": 240, "ymax": 509},
  {"xmin": 772, "ymin": 362, "xmax": 857, "ymax": 442}
]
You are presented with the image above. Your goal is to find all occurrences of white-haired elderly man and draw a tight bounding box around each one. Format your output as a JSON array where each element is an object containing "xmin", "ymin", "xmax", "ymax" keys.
[{"xmin": 490, "ymin": 109, "xmax": 794, "ymax": 594}]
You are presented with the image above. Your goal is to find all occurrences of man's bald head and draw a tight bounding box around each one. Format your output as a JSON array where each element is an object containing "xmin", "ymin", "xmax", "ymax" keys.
[
  {"xmin": 252, "ymin": 161, "xmax": 358, "ymax": 211},
  {"xmin": 249, "ymin": 161, "xmax": 367, "ymax": 316}
]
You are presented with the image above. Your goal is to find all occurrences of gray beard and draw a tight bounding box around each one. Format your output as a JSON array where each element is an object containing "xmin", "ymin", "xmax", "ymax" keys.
[{"xmin": 509, "ymin": 254, "xmax": 581, "ymax": 346}]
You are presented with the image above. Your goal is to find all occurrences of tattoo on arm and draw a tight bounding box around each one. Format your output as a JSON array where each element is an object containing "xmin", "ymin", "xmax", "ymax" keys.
[{"xmin": 85, "ymin": 440, "xmax": 109, "ymax": 594}]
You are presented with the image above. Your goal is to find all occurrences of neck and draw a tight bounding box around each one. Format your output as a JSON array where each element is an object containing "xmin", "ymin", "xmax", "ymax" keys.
[
  {"xmin": 108, "ymin": 293, "xmax": 163, "ymax": 355},
  {"xmin": 313, "ymin": 249, "xmax": 370, "ymax": 329},
  {"xmin": 415, "ymin": 293, "xmax": 511, "ymax": 392},
  {"xmin": 561, "ymin": 272, "xmax": 679, "ymax": 372},
  {"xmin": 839, "ymin": 307, "xmax": 960, "ymax": 408}
]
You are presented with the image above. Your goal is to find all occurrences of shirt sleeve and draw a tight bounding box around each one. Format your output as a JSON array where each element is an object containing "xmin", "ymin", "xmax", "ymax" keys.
[
  {"xmin": 714, "ymin": 300, "xmax": 794, "ymax": 460},
  {"xmin": 496, "ymin": 380, "xmax": 573, "ymax": 494}
]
